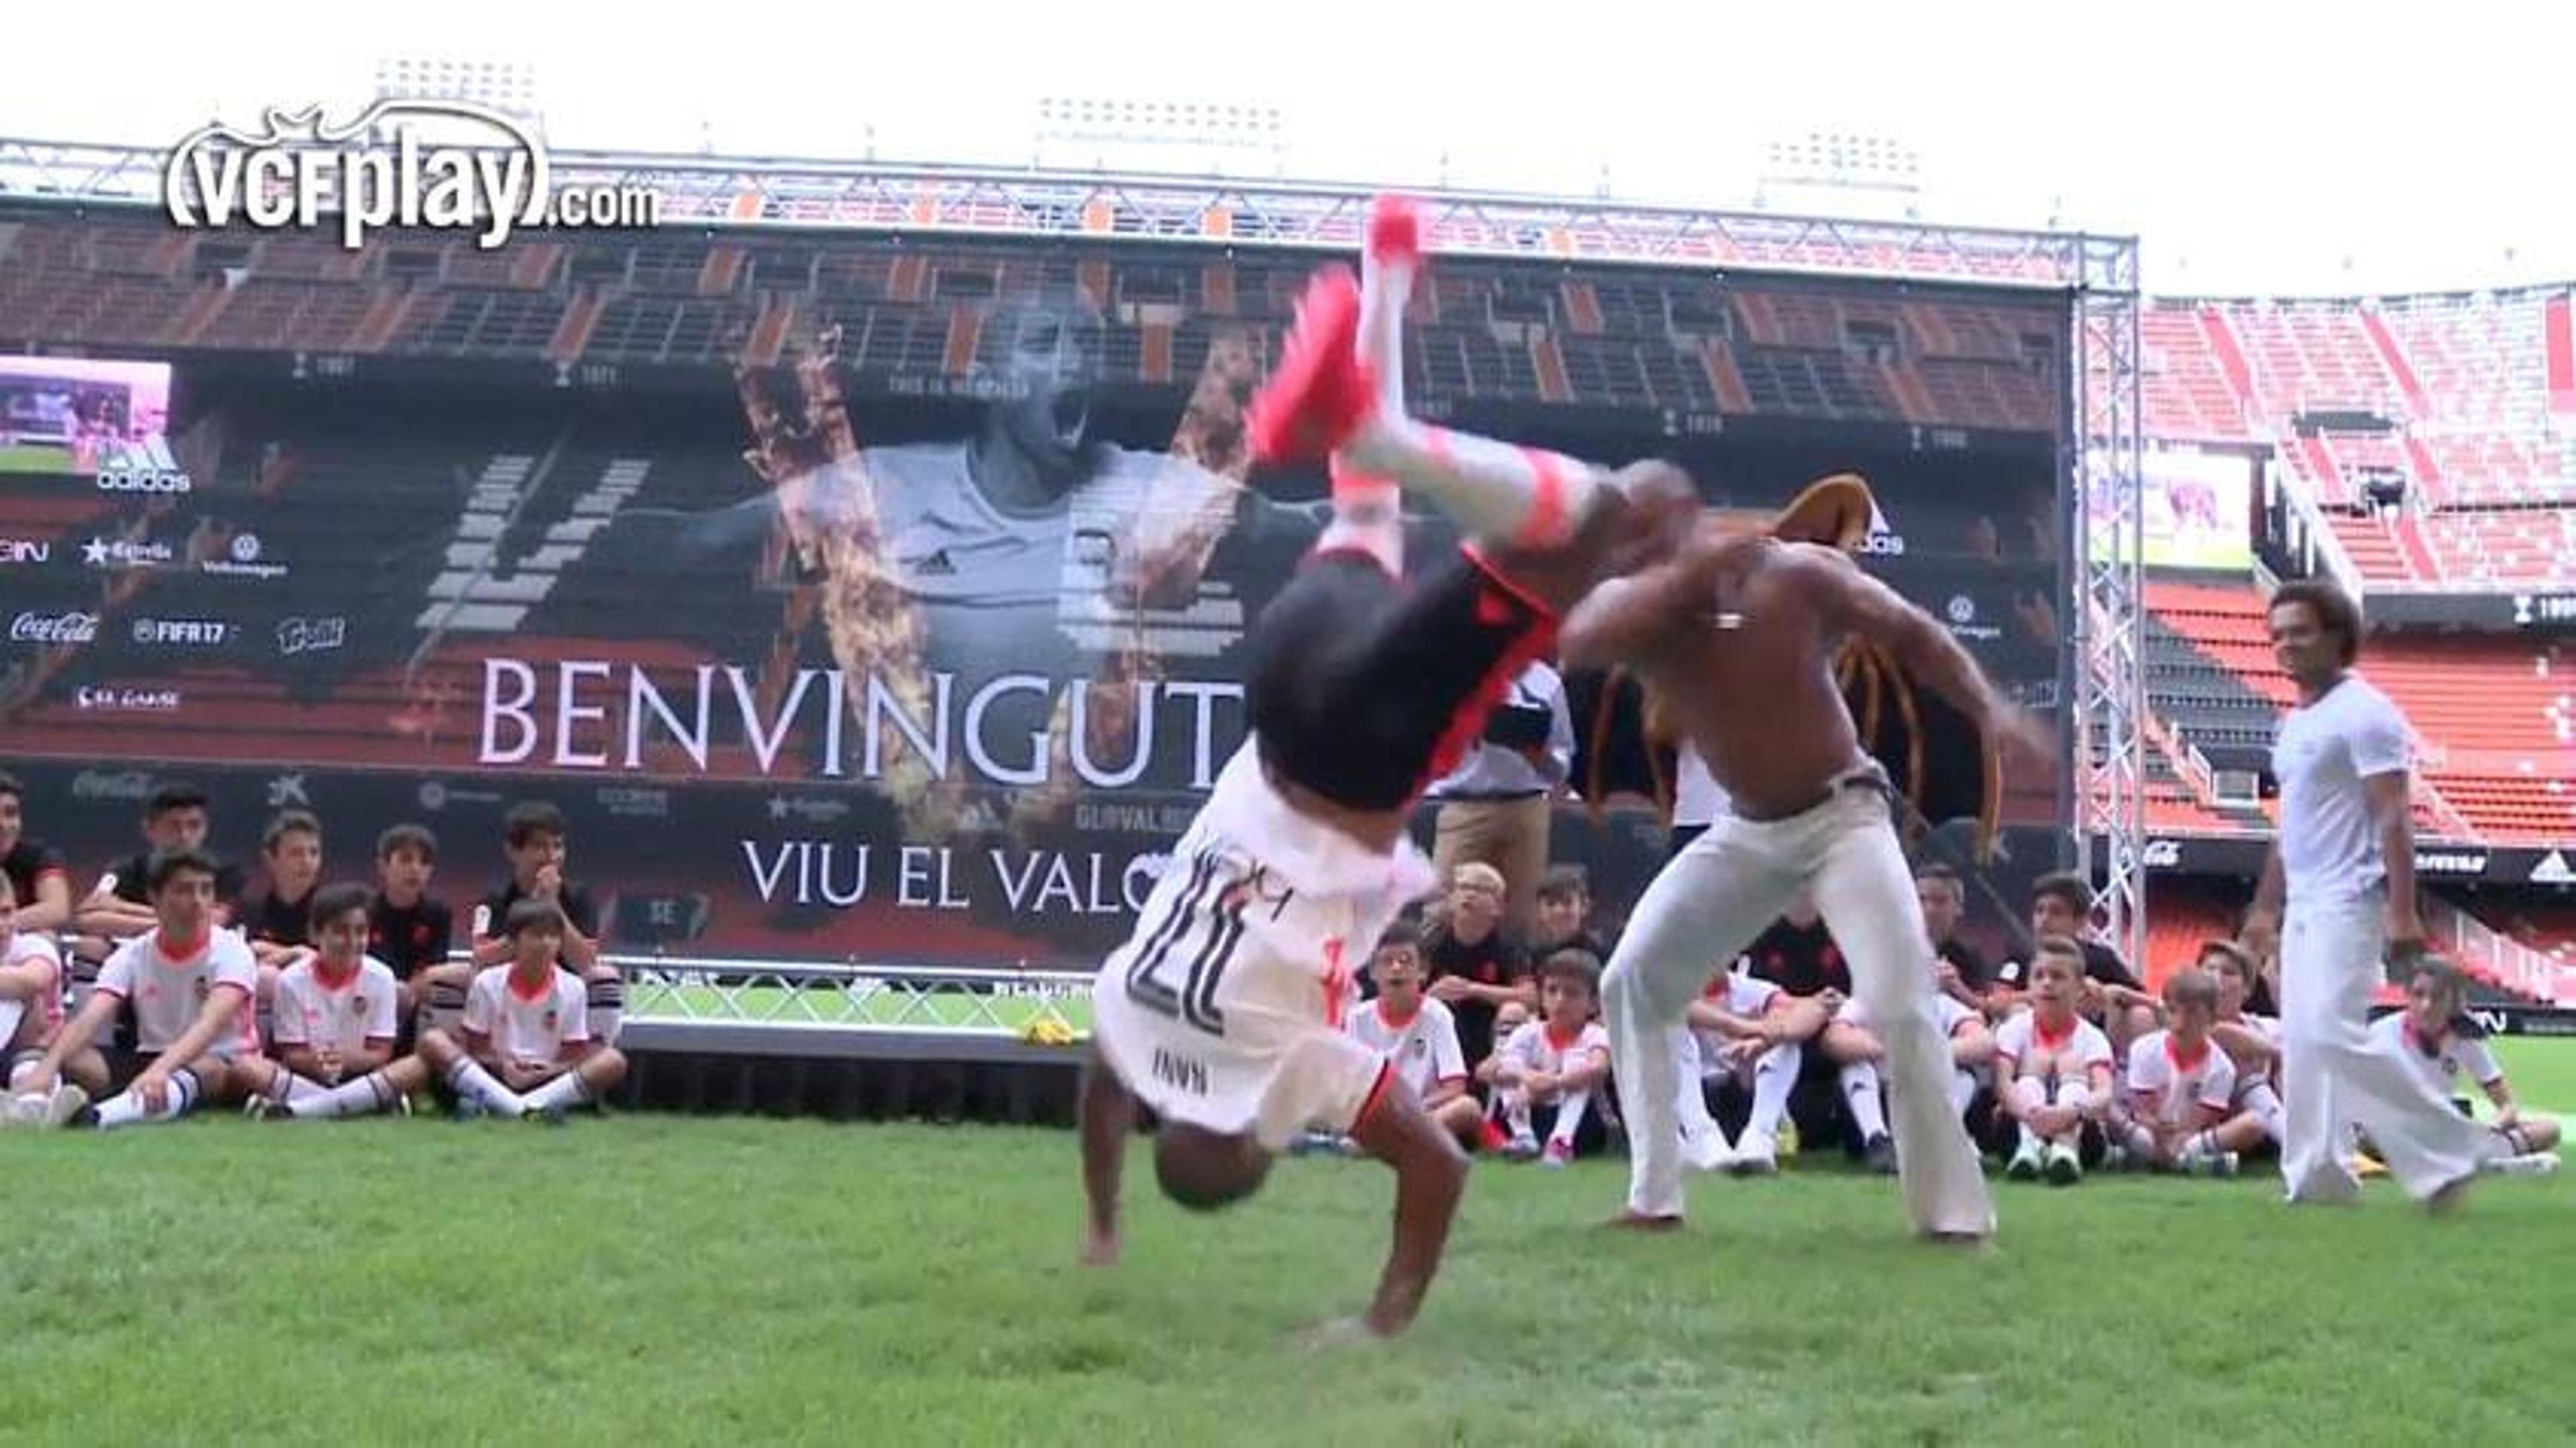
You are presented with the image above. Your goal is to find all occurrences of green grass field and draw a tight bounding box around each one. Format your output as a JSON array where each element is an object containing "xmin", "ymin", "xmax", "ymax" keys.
[
  {"xmin": 0, "ymin": 442, "xmax": 74, "ymax": 473},
  {"xmin": 3, "ymin": 1044, "xmax": 2570, "ymax": 1445}
]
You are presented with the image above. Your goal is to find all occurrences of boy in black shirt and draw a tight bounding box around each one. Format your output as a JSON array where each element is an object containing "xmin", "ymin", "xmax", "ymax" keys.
[
  {"xmin": 423, "ymin": 801, "xmax": 621, "ymax": 1045},
  {"xmin": 1913, "ymin": 863, "xmax": 1994, "ymax": 1012},
  {"xmin": 70, "ymin": 782, "xmax": 244, "ymax": 960},
  {"xmin": 0, "ymin": 771, "xmax": 73, "ymax": 933},
  {"xmin": 1421, "ymin": 862, "xmax": 1534, "ymax": 1072},
  {"xmin": 1531, "ymin": 865, "xmax": 1609, "ymax": 960},
  {"xmin": 366, "ymin": 823, "xmax": 453, "ymax": 1022},
  {"xmin": 245, "ymin": 810, "xmax": 325, "ymax": 970}
]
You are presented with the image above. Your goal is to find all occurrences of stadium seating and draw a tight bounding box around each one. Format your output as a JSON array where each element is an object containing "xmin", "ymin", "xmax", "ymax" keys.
[{"xmin": 2144, "ymin": 581, "xmax": 2576, "ymax": 845}]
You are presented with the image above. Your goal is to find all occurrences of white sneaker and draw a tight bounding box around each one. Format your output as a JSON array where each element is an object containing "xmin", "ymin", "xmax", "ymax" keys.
[
  {"xmin": 40, "ymin": 1084, "xmax": 89, "ymax": 1130},
  {"xmin": 2044, "ymin": 1143, "xmax": 2083, "ymax": 1186},
  {"xmin": 1727, "ymin": 1131, "xmax": 1778, "ymax": 1177},
  {"xmin": 2489, "ymin": 1151, "xmax": 2561, "ymax": 1178},
  {"xmin": 1681, "ymin": 1125, "xmax": 1735, "ymax": 1174}
]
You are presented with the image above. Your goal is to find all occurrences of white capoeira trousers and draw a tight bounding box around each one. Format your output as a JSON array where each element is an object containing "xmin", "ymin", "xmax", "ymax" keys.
[
  {"xmin": 1603, "ymin": 775, "xmax": 1993, "ymax": 1235},
  {"xmin": 2278, "ymin": 894, "xmax": 2485, "ymax": 1202}
]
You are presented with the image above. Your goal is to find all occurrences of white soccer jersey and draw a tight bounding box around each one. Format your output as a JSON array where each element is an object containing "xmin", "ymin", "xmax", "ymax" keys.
[
  {"xmin": 1705, "ymin": 970, "xmax": 1782, "ymax": 1017},
  {"xmin": 2126, "ymin": 1029, "xmax": 2239, "ymax": 1128},
  {"xmin": 94, "ymin": 928, "xmax": 260, "ymax": 1058},
  {"xmin": 272, "ymin": 956, "xmax": 400, "ymax": 1057},
  {"xmin": 2371, "ymin": 1013, "xmax": 2504, "ymax": 1100},
  {"xmin": 1344, "ymin": 996, "xmax": 1468, "ymax": 1100},
  {"xmin": 2271, "ymin": 674, "xmax": 2413, "ymax": 906},
  {"xmin": 3, "ymin": 931, "xmax": 65, "ymax": 1041},
  {"xmin": 2218, "ymin": 1012, "xmax": 2281, "ymax": 1102},
  {"xmin": 1498, "ymin": 1019, "xmax": 1610, "ymax": 1091},
  {"xmin": 463, "ymin": 965, "xmax": 590, "ymax": 1069},
  {"xmin": 1991, "ymin": 1010, "xmax": 2114, "ymax": 1086},
  {"xmin": 1090, "ymin": 742, "xmax": 1436, "ymax": 1151},
  {"xmin": 1837, "ymin": 990, "xmax": 1980, "ymax": 1038}
]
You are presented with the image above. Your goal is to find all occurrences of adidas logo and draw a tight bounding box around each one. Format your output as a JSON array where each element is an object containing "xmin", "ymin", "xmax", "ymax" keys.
[
  {"xmin": 1858, "ymin": 499, "xmax": 1907, "ymax": 557},
  {"xmin": 2532, "ymin": 850, "xmax": 2573, "ymax": 886},
  {"xmin": 910, "ymin": 549, "xmax": 957, "ymax": 578}
]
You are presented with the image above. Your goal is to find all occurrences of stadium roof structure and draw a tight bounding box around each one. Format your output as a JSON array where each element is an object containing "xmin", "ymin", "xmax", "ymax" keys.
[
  {"xmin": 0, "ymin": 134, "xmax": 2152, "ymax": 965},
  {"xmin": 0, "ymin": 135, "xmax": 2134, "ymax": 291}
]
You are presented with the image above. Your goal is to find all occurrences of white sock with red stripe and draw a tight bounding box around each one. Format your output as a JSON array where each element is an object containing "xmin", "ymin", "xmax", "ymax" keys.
[
  {"xmin": 522, "ymin": 1068, "xmax": 593, "ymax": 1116},
  {"xmin": 290, "ymin": 1072, "xmax": 400, "ymax": 1120},
  {"xmin": 446, "ymin": 1058, "xmax": 525, "ymax": 1117},
  {"xmin": 1340, "ymin": 419, "xmax": 1600, "ymax": 551}
]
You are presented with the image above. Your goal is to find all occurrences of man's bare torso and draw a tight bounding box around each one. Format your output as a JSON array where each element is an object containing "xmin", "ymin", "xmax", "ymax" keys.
[{"xmin": 1641, "ymin": 536, "xmax": 1870, "ymax": 820}]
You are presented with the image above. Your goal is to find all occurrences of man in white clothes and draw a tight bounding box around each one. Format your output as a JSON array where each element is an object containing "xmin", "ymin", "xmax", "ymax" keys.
[{"xmin": 2244, "ymin": 577, "xmax": 2485, "ymax": 1210}]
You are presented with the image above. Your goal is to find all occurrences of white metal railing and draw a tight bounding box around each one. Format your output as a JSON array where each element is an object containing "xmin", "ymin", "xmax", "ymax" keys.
[
  {"xmin": 2424, "ymin": 898, "xmax": 2568, "ymax": 1004},
  {"xmin": 614, "ymin": 953, "xmax": 1093, "ymax": 1034}
]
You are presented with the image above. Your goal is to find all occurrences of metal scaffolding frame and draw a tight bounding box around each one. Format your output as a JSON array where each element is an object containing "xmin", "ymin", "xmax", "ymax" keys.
[
  {"xmin": 2076, "ymin": 287, "xmax": 2149, "ymax": 970},
  {"xmin": 0, "ymin": 132, "xmax": 2149, "ymax": 976}
]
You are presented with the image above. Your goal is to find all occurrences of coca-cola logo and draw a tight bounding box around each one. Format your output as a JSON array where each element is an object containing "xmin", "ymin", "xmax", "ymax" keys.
[
  {"xmin": 10, "ymin": 610, "xmax": 99, "ymax": 645},
  {"xmin": 72, "ymin": 768, "xmax": 156, "ymax": 800}
]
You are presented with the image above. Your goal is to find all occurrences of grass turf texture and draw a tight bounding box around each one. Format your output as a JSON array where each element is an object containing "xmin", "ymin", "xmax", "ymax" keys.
[{"xmin": 4, "ymin": 1051, "xmax": 2569, "ymax": 1445}]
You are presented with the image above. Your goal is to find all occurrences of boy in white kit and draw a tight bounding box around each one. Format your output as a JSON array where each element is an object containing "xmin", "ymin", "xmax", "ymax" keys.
[
  {"xmin": 1994, "ymin": 940, "xmax": 2116, "ymax": 1185},
  {"xmin": 13, "ymin": 848, "xmax": 262, "ymax": 1130},
  {"xmin": 1488, "ymin": 951, "xmax": 1611, "ymax": 1166},
  {"xmin": 0, "ymin": 876, "xmax": 66, "ymax": 1088},
  {"xmin": 419, "ymin": 899, "xmax": 628, "ymax": 1122},
  {"xmin": 243, "ymin": 884, "xmax": 432, "ymax": 1121},
  {"xmin": 2370, "ymin": 961, "xmax": 2559, "ymax": 1170},
  {"xmin": 2198, "ymin": 941, "xmax": 2287, "ymax": 1159},
  {"xmin": 2109, "ymin": 968, "xmax": 2239, "ymax": 1174},
  {"xmin": 2244, "ymin": 578, "xmax": 2488, "ymax": 1209},
  {"xmin": 1343, "ymin": 925, "xmax": 1482, "ymax": 1149},
  {"xmin": 1820, "ymin": 963, "xmax": 1994, "ymax": 1174},
  {"xmin": 1684, "ymin": 966, "xmax": 1829, "ymax": 1176}
]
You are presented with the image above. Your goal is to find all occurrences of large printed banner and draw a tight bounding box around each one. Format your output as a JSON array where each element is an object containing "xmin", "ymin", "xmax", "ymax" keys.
[{"xmin": 0, "ymin": 276, "xmax": 2073, "ymax": 966}]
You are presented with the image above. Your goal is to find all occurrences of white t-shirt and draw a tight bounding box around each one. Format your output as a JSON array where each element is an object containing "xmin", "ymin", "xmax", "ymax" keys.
[
  {"xmin": 462, "ymin": 965, "xmax": 590, "ymax": 1070},
  {"xmin": 2370, "ymin": 1012, "xmax": 2502, "ymax": 1099},
  {"xmin": 272, "ymin": 956, "xmax": 400, "ymax": 1058},
  {"xmin": 2125, "ymin": 1029, "xmax": 2239, "ymax": 1127},
  {"xmin": 2, "ymin": 931, "xmax": 65, "ymax": 1043},
  {"xmin": 1674, "ymin": 743, "xmax": 1730, "ymax": 829},
  {"xmin": 1344, "ymin": 996, "xmax": 1468, "ymax": 1100},
  {"xmin": 1497, "ymin": 1019, "xmax": 1610, "ymax": 1098},
  {"xmin": 94, "ymin": 928, "xmax": 260, "ymax": 1058},
  {"xmin": 2272, "ymin": 674, "xmax": 2413, "ymax": 906},
  {"xmin": 1991, "ymin": 1010, "xmax": 2114, "ymax": 1087}
]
